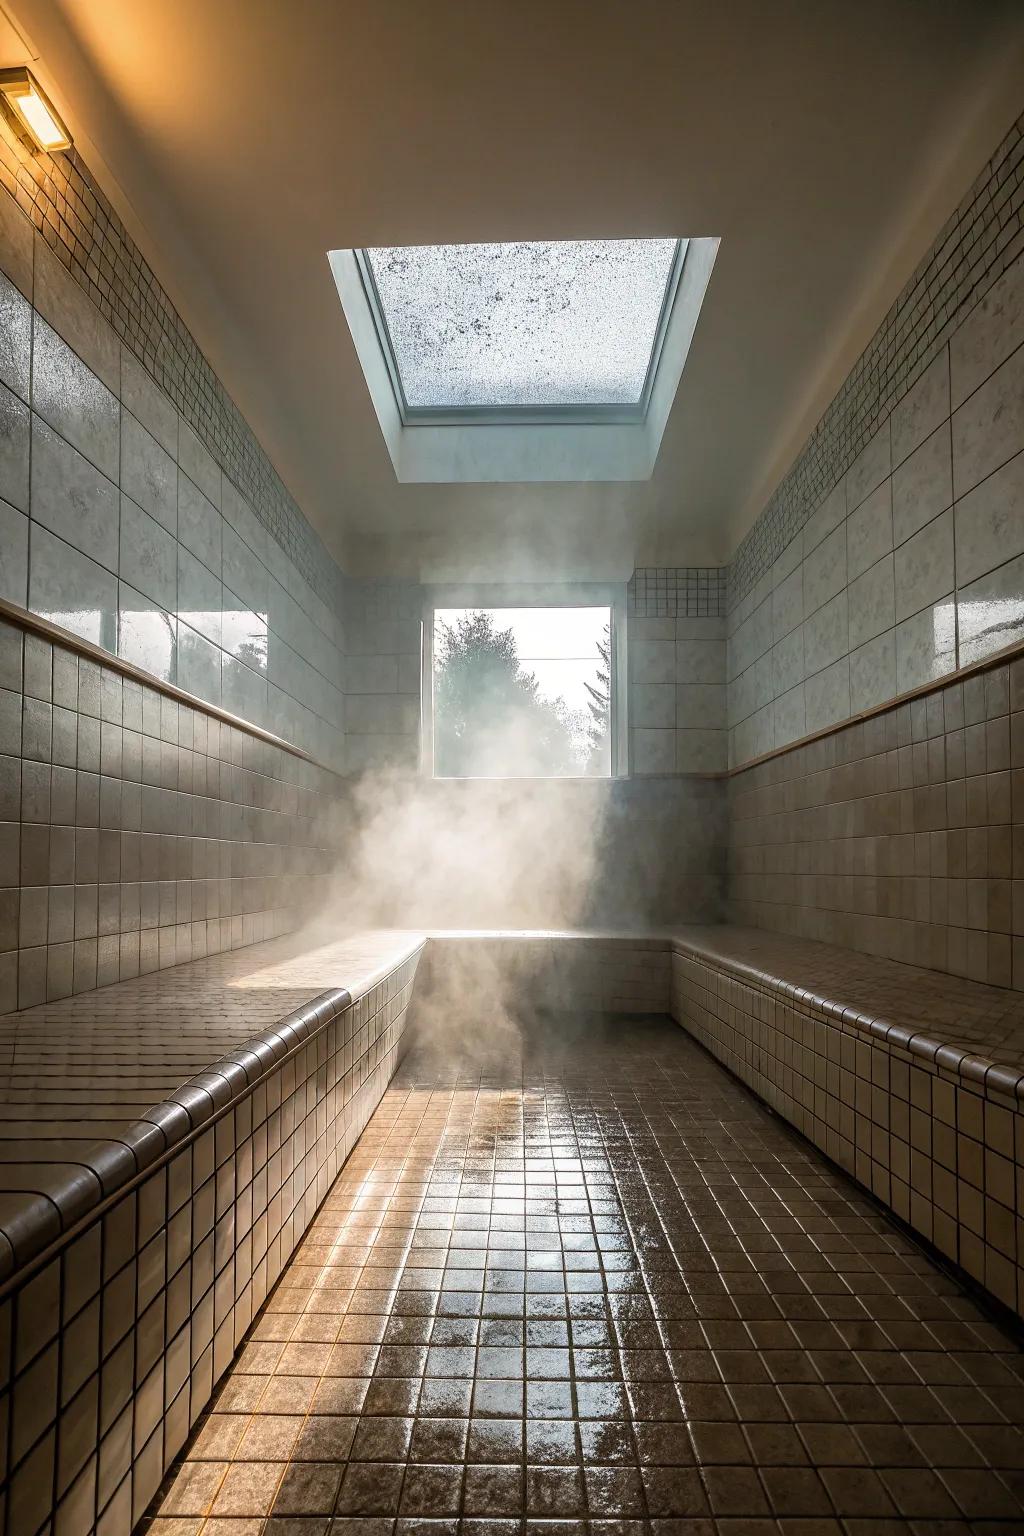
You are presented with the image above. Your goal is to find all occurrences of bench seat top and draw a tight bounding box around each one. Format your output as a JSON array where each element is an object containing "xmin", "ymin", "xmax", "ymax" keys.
[
  {"xmin": 671, "ymin": 923, "xmax": 1024, "ymax": 1098},
  {"xmin": 0, "ymin": 927, "xmax": 426, "ymax": 1282}
]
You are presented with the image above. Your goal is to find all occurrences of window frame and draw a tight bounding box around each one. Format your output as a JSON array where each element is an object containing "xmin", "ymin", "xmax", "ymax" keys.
[
  {"xmin": 421, "ymin": 583, "xmax": 628, "ymax": 779},
  {"xmin": 355, "ymin": 241, "xmax": 687, "ymax": 428}
]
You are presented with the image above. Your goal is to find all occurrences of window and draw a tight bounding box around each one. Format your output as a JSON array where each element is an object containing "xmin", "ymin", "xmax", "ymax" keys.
[
  {"xmin": 361, "ymin": 239, "xmax": 682, "ymax": 420},
  {"xmin": 425, "ymin": 593, "xmax": 625, "ymax": 778}
]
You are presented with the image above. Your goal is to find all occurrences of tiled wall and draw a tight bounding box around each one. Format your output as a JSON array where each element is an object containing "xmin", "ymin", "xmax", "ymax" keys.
[
  {"xmin": 0, "ymin": 182, "xmax": 346, "ymax": 773},
  {"xmin": 344, "ymin": 573, "xmax": 733, "ymax": 783},
  {"xmin": 729, "ymin": 108, "xmax": 1023, "ymax": 615},
  {"xmin": 343, "ymin": 583, "xmax": 422, "ymax": 776},
  {"xmin": 0, "ymin": 98, "xmax": 342, "ymax": 606},
  {"xmin": 627, "ymin": 571, "xmax": 727, "ymax": 774},
  {"xmin": 727, "ymin": 112, "xmax": 1024, "ymax": 769},
  {"xmin": 728, "ymin": 248, "xmax": 1024, "ymax": 767},
  {"xmin": 0, "ymin": 611, "xmax": 341, "ymax": 1012},
  {"xmin": 728, "ymin": 649, "xmax": 1024, "ymax": 990},
  {"xmin": 671, "ymin": 941, "xmax": 1024, "ymax": 1316},
  {"xmin": 0, "ymin": 948, "xmax": 420, "ymax": 1536}
]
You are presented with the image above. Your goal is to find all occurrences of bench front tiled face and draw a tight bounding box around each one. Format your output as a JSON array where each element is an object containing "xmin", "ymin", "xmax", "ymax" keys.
[{"xmin": 670, "ymin": 928, "xmax": 1024, "ymax": 1316}]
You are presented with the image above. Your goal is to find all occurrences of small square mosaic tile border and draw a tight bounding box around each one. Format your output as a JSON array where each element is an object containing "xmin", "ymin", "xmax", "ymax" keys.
[{"xmin": 629, "ymin": 568, "xmax": 728, "ymax": 617}]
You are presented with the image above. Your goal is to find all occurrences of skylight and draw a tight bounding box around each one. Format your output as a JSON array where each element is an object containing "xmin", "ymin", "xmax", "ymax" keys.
[
  {"xmin": 329, "ymin": 234, "xmax": 718, "ymax": 481},
  {"xmin": 361, "ymin": 238, "xmax": 681, "ymax": 417}
]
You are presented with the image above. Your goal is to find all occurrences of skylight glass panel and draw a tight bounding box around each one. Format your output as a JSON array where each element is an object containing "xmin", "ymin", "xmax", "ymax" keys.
[{"xmin": 364, "ymin": 239, "xmax": 679, "ymax": 410}]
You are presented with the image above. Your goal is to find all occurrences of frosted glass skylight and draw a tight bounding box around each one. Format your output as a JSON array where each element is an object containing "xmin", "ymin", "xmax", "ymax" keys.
[{"xmin": 363, "ymin": 239, "xmax": 680, "ymax": 412}]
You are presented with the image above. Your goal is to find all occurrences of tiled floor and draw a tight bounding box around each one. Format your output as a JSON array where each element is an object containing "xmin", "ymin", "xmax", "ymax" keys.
[{"xmin": 148, "ymin": 1013, "xmax": 1024, "ymax": 1534}]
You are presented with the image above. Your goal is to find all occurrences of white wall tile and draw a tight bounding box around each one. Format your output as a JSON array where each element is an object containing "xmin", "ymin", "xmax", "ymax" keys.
[
  {"xmin": 0, "ymin": 382, "xmax": 29, "ymax": 514},
  {"xmin": 178, "ymin": 472, "xmax": 222, "ymax": 578},
  {"xmin": 848, "ymin": 554, "xmax": 895, "ymax": 651},
  {"xmin": 676, "ymin": 638, "xmax": 725, "ymax": 685},
  {"xmin": 120, "ymin": 349, "xmax": 177, "ymax": 459},
  {"xmin": 631, "ymin": 728, "xmax": 675, "ymax": 775},
  {"xmin": 771, "ymin": 565, "xmax": 803, "ymax": 641},
  {"xmin": 222, "ymin": 522, "xmax": 268, "ymax": 616},
  {"xmin": 847, "ymin": 423, "xmax": 891, "ymax": 511},
  {"xmin": 802, "ymin": 477, "xmax": 846, "ymax": 554},
  {"xmin": 950, "ymin": 254, "xmax": 1024, "ymax": 410},
  {"xmin": 30, "ymin": 526, "xmax": 117, "ymax": 651},
  {"xmin": 802, "ymin": 523, "xmax": 846, "ymax": 615},
  {"xmin": 121, "ymin": 411, "xmax": 177, "ymax": 534},
  {"xmin": 957, "ymin": 552, "xmax": 1024, "ymax": 666},
  {"xmin": 629, "ymin": 639, "xmax": 675, "ymax": 685},
  {"xmin": 178, "ymin": 420, "xmax": 221, "ymax": 508},
  {"xmin": 891, "ymin": 421, "xmax": 952, "ymax": 546},
  {"xmin": 631, "ymin": 683, "xmax": 675, "ymax": 729},
  {"xmin": 804, "ymin": 655, "xmax": 850, "ymax": 734},
  {"xmin": 892, "ymin": 348, "xmax": 950, "ymax": 467},
  {"xmin": 727, "ymin": 597, "xmax": 771, "ymax": 678},
  {"xmin": 346, "ymin": 654, "xmax": 399, "ymax": 694},
  {"xmin": 31, "ymin": 416, "xmax": 118, "ymax": 573},
  {"xmin": 0, "ymin": 271, "xmax": 31, "ymax": 403},
  {"xmin": 32, "ymin": 316, "xmax": 120, "ymax": 483},
  {"xmin": 952, "ymin": 342, "xmax": 1024, "ymax": 499},
  {"xmin": 771, "ymin": 530, "xmax": 803, "ymax": 587},
  {"xmin": 894, "ymin": 508, "xmax": 954, "ymax": 623},
  {"xmin": 772, "ymin": 627, "xmax": 804, "ymax": 696},
  {"xmin": 178, "ymin": 548, "xmax": 222, "ymax": 647},
  {"xmin": 895, "ymin": 595, "xmax": 955, "ymax": 693},
  {"xmin": 0, "ymin": 499, "xmax": 27, "ymax": 605},
  {"xmin": 117, "ymin": 581, "xmax": 176, "ymax": 683},
  {"xmin": 772, "ymin": 682, "xmax": 805, "ymax": 747},
  {"xmin": 803, "ymin": 589, "xmax": 848, "ymax": 673},
  {"xmin": 120, "ymin": 496, "xmax": 177, "ymax": 612},
  {"xmin": 676, "ymin": 683, "xmax": 726, "ymax": 730},
  {"xmin": 954, "ymin": 447, "xmax": 1024, "ymax": 589},
  {"xmin": 675, "ymin": 729, "xmax": 727, "ymax": 773},
  {"xmin": 629, "ymin": 616, "xmax": 675, "ymax": 641},
  {"xmin": 846, "ymin": 480, "xmax": 892, "ymax": 580},
  {"xmin": 850, "ymin": 628, "xmax": 896, "ymax": 712}
]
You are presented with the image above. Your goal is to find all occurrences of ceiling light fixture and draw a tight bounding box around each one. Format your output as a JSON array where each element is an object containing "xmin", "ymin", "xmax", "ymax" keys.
[{"xmin": 0, "ymin": 67, "xmax": 71, "ymax": 152}]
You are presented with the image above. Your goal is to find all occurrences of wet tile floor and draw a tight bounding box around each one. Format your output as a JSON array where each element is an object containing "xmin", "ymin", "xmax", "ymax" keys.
[{"xmin": 148, "ymin": 1014, "xmax": 1024, "ymax": 1535}]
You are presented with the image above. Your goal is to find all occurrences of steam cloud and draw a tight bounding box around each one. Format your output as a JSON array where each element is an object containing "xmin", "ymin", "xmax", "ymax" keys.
[{"xmin": 303, "ymin": 749, "xmax": 613, "ymax": 1071}]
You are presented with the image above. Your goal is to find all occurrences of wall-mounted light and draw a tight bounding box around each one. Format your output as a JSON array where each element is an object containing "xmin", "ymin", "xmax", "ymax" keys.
[{"xmin": 0, "ymin": 67, "xmax": 71, "ymax": 152}]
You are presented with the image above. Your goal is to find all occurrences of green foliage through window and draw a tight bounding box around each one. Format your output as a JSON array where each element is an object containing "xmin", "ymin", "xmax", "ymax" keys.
[{"xmin": 433, "ymin": 609, "xmax": 611, "ymax": 778}]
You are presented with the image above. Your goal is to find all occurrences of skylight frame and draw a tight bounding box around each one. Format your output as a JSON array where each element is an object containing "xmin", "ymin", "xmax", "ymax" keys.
[{"xmin": 355, "ymin": 239, "xmax": 688, "ymax": 428}]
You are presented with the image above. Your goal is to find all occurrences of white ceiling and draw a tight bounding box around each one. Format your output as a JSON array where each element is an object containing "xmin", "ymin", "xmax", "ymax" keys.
[{"xmin": 11, "ymin": 0, "xmax": 1024, "ymax": 581}]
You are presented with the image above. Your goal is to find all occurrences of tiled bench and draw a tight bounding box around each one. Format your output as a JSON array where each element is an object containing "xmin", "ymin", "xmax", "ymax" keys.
[
  {"xmin": 418, "ymin": 930, "xmax": 673, "ymax": 1017},
  {"xmin": 669, "ymin": 924, "xmax": 1024, "ymax": 1318},
  {"xmin": 0, "ymin": 927, "xmax": 424, "ymax": 1536}
]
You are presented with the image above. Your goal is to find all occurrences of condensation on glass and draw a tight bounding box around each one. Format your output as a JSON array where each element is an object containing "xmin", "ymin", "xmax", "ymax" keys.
[{"xmin": 365, "ymin": 240, "xmax": 679, "ymax": 409}]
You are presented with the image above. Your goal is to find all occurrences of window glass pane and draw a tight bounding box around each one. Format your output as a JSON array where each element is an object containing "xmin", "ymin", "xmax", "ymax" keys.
[
  {"xmin": 366, "ymin": 240, "xmax": 678, "ymax": 409},
  {"xmin": 433, "ymin": 607, "xmax": 612, "ymax": 778}
]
